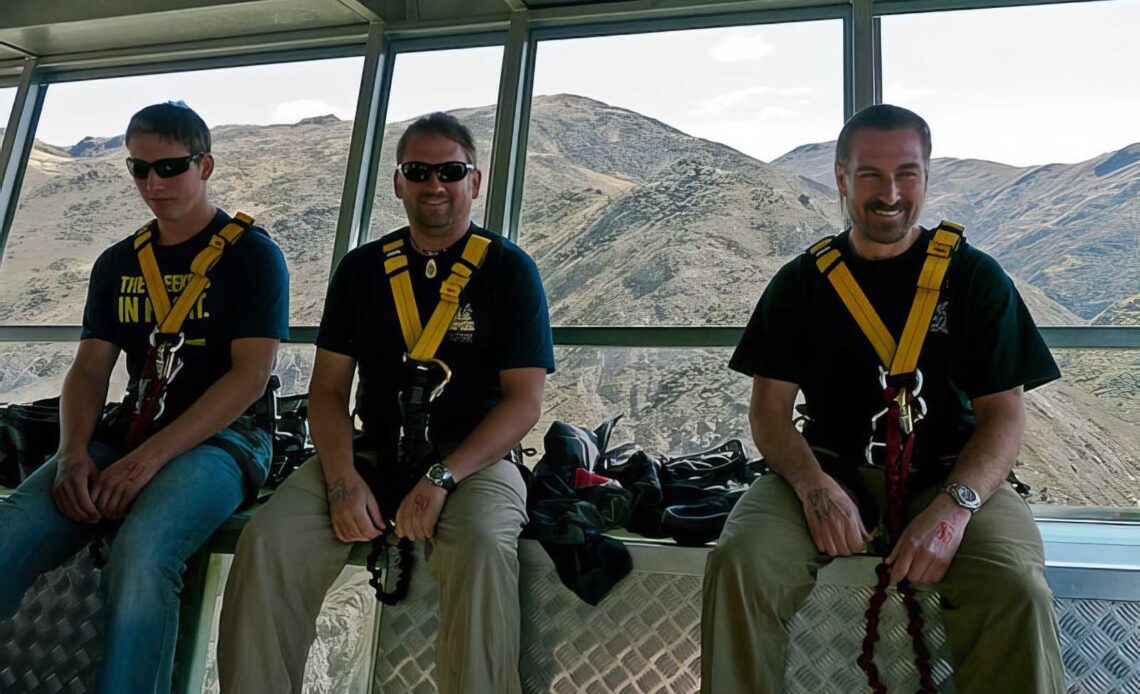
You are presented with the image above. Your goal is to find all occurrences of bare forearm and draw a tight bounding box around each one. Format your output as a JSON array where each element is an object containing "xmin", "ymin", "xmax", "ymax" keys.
[
  {"xmin": 309, "ymin": 387, "xmax": 357, "ymax": 482},
  {"xmin": 445, "ymin": 396, "xmax": 540, "ymax": 482},
  {"xmin": 133, "ymin": 369, "xmax": 267, "ymax": 467},
  {"xmin": 58, "ymin": 365, "xmax": 112, "ymax": 457},
  {"xmin": 946, "ymin": 418, "xmax": 1021, "ymax": 504},
  {"xmin": 753, "ymin": 413, "xmax": 827, "ymax": 497}
]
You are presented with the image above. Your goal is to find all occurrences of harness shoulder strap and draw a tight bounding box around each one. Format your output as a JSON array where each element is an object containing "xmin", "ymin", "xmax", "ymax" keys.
[
  {"xmin": 810, "ymin": 221, "xmax": 964, "ymax": 374},
  {"xmin": 134, "ymin": 212, "xmax": 254, "ymax": 334},
  {"xmin": 384, "ymin": 231, "xmax": 494, "ymax": 360},
  {"xmin": 809, "ymin": 235, "xmax": 897, "ymax": 367},
  {"xmin": 383, "ymin": 238, "xmax": 423, "ymax": 351},
  {"xmin": 891, "ymin": 221, "xmax": 962, "ymax": 376}
]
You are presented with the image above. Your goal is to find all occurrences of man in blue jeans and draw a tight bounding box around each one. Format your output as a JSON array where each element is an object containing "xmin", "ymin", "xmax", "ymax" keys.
[{"xmin": 0, "ymin": 102, "xmax": 289, "ymax": 693}]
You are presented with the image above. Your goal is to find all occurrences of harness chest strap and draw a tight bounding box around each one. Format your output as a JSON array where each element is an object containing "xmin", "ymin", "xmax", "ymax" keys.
[
  {"xmin": 381, "ymin": 232, "xmax": 493, "ymax": 360},
  {"xmin": 132, "ymin": 211, "xmax": 253, "ymax": 336},
  {"xmin": 810, "ymin": 220, "xmax": 963, "ymax": 375}
]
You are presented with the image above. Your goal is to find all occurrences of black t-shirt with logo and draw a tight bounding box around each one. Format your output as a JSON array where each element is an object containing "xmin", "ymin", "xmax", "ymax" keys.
[
  {"xmin": 729, "ymin": 227, "xmax": 1060, "ymax": 467},
  {"xmin": 81, "ymin": 209, "xmax": 290, "ymax": 425},
  {"xmin": 316, "ymin": 223, "xmax": 555, "ymax": 456}
]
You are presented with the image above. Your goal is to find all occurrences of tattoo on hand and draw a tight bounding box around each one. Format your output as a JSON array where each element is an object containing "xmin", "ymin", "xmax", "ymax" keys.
[
  {"xmin": 807, "ymin": 489, "xmax": 839, "ymax": 522},
  {"xmin": 327, "ymin": 478, "xmax": 354, "ymax": 506},
  {"xmin": 414, "ymin": 494, "xmax": 429, "ymax": 512},
  {"xmin": 935, "ymin": 520, "xmax": 955, "ymax": 544}
]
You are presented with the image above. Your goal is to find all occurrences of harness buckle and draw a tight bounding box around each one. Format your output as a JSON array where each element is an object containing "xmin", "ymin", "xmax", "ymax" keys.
[
  {"xmin": 928, "ymin": 239, "xmax": 954, "ymax": 258},
  {"xmin": 150, "ymin": 329, "xmax": 186, "ymax": 383},
  {"xmin": 397, "ymin": 356, "xmax": 452, "ymax": 456},
  {"xmin": 865, "ymin": 368, "xmax": 927, "ymax": 464}
]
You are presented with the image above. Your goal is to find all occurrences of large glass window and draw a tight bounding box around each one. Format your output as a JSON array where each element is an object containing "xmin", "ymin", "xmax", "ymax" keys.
[
  {"xmin": 1022, "ymin": 348, "xmax": 1138, "ymax": 508},
  {"xmin": 2, "ymin": 57, "xmax": 364, "ymax": 328},
  {"xmin": 369, "ymin": 45, "xmax": 504, "ymax": 241},
  {"xmin": 519, "ymin": 21, "xmax": 844, "ymax": 327},
  {"xmin": 881, "ymin": 0, "xmax": 1139, "ymax": 327},
  {"xmin": 0, "ymin": 88, "xmax": 15, "ymax": 130},
  {"xmin": 525, "ymin": 346, "xmax": 755, "ymax": 458}
]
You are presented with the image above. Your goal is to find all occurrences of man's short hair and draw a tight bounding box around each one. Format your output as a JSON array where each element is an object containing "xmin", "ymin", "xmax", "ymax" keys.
[
  {"xmin": 835, "ymin": 104, "xmax": 932, "ymax": 167},
  {"xmin": 396, "ymin": 112, "xmax": 477, "ymax": 166},
  {"xmin": 125, "ymin": 102, "xmax": 211, "ymax": 154}
]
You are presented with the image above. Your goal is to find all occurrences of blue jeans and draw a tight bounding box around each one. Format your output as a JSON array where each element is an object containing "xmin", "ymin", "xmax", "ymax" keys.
[{"xmin": 0, "ymin": 423, "xmax": 270, "ymax": 694}]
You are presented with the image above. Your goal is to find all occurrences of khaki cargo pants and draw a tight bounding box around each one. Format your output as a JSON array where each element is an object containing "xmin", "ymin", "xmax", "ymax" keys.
[
  {"xmin": 216, "ymin": 456, "xmax": 528, "ymax": 694},
  {"xmin": 701, "ymin": 469, "xmax": 1066, "ymax": 693}
]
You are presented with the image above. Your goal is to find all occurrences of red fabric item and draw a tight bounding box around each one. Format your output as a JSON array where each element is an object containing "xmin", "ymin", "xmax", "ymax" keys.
[{"xmin": 573, "ymin": 468, "xmax": 619, "ymax": 490}]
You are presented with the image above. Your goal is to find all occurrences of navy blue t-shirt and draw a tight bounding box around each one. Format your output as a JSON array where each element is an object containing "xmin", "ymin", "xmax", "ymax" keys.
[
  {"xmin": 730, "ymin": 227, "xmax": 1059, "ymax": 468},
  {"xmin": 317, "ymin": 223, "xmax": 555, "ymax": 455},
  {"xmin": 81, "ymin": 209, "xmax": 290, "ymax": 424}
]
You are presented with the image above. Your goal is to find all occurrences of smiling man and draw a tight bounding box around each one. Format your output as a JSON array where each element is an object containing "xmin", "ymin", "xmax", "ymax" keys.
[
  {"xmin": 700, "ymin": 105, "xmax": 1065, "ymax": 692},
  {"xmin": 218, "ymin": 112, "xmax": 554, "ymax": 694},
  {"xmin": 0, "ymin": 102, "xmax": 288, "ymax": 693}
]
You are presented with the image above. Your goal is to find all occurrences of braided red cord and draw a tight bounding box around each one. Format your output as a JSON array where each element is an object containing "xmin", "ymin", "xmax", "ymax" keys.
[{"xmin": 858, "ymin": 385, "xmax": 937, "ymax": 693}]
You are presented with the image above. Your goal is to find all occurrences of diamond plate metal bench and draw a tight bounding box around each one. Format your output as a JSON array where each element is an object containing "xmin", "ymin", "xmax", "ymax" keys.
[{"xmin": 1, "ymin": 506, "xmax": 1137, "ymax": 693}]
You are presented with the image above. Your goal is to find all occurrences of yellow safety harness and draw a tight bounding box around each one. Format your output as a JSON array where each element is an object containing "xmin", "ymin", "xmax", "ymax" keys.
[
  {"xmin": 382, "ymin": 231, "xmax": 492, "ymax": 360},
  {"xmin": 89, "ymin": 213, "xmax": 256, "ymax": 570},
  {"xmin": 134, "ymin": 212, "xmax": 253, "ymax": 335},
  {"xmin": 126, "ymin": 212, "xmax": 253, "ymax": 447},
  {"xmin": 809, "ymin": 220, "xmax": 963, "ymax": 380},
  {"xmin": 810, "ymin": 221, "xmax": 964, "ymax": 694},
  {"xmin": 362, "ymin": 229, "xmax": 493, "ymax": 606}
]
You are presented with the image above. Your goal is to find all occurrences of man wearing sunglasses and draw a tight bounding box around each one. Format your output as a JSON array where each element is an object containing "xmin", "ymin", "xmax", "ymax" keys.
[
  {"xmin": 0, "ymin": 102, "xmax": 288, "ymax": 693},
  {"xmin": 219, "ymin": 112, "xmax": 554, "ymax": 694}
]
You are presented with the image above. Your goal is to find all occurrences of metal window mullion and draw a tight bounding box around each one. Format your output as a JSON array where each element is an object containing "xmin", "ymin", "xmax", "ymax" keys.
[
  {"xmin": 873, "ymin": 16, "xmax": 882, "ymax": 103},
  {"xmin": 504, "ymin": 23, "xmax": 538, "ymax": 244},
  {"xmin": 851, "ymin": 0, "xmax": 875, "ymax": 113},
  {"xmin": 329, "ymin": 22, "xmax": 392, "ymax": 278},
  {"xmin": 484, "ymin": 11, "xmax": 530, "ymax": 237},
  {"xmin": 0, "ymin": 58, "xmax": 45, "ymax": 270}
]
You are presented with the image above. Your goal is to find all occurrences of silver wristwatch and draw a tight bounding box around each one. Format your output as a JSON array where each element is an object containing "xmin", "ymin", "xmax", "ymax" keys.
[
  {"xmin": 425, "ymin": 463, "xmax": 456, "ymax": 493},
  {"xmin": 942, "ymin": 483, "xmax": 982, "ymax": 513}
]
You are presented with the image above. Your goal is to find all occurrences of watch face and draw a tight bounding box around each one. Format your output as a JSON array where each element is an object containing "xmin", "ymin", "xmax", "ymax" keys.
[
  {"xmin": 952, "ymin": 484, "xmax": 981, "ymax": 508},
  {"xmin": 428, "ymin": 465, "xmax": 445, "ymax": 483}
]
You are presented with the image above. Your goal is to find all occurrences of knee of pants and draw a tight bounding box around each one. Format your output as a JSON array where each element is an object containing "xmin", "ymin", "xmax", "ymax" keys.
[
  {"xmin": 947, "ymin": 558, "xmax": 1053, "ymax": 610},
  {"xmin": 435, "ymin": 520, "xmax": 519, "ymax": 570},
  {"xmin": 707, "ymin": 531, "xmax": 799, "ymax": 591},
  {"xmin": 102, "ymin": 533, "xmax": 184, "ymax": 604},
  {"xmin": 232, "ymin": 510, "xmax": 294, "ymax": 568}
]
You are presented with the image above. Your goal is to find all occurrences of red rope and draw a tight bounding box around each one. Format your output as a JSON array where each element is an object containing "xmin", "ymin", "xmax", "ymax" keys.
[{"xmin": 858, "ymin": 384, "xmax": 937, "ymax": 694}]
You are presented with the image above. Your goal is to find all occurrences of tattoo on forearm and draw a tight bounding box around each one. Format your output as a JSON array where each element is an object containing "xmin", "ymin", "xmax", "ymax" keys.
[
  {"xmin": 935, "ymin": 521, "xmax": 955, "ymax": 544},
  {"xmin": 327, "ymin": 478, "xmax": 354, "ymax": 506},
  {"xmin": 807, "ymin": 489, "xmax": 839, "ymax": 522}
]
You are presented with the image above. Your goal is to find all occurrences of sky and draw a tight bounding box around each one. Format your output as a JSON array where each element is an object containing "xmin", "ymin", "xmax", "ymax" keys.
[{"xmin": 3, "ymin": 0, "xmax": 1137, "ymax": 167}]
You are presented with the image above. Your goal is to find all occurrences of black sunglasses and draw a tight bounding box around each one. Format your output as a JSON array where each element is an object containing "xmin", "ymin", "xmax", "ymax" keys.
[
  {"xmin": 398, "ymin": 161, "xmax": 475, "ymax": 183},
  {"xmin": 126, "ymin": 154, "xmax": 203, "ymax": 179}
]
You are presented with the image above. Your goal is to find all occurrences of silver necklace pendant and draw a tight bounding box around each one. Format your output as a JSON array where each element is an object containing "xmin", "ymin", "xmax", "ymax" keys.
[{"xmin": 425, "ymin": 258, "xmax": 437, "ymax": 279}]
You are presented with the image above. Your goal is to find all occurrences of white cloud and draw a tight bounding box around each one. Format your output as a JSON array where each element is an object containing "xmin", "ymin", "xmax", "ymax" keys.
[
  {"xmin": 272, "ymin": 98, "xmax": 353, "ymax": 123},
  {"xmin": 883, "ymin": 84, "xmax": 939, "ymax": 103},
  {"xmin": 709, "ymin": 33, "xmax": 775, "ymax": 63},
  {"xmin": 693, "ymin": 86, "xmax": 770, "ymax": 115},
  {"xmin": 777, "ymin": 87, "xmax": 813, "ymax": 96}
]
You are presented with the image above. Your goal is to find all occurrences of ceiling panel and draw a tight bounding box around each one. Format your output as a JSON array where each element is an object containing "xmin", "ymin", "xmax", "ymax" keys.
[{"xmin": 0, "ymin": 0, "xmax": 367, "ymax": 58}]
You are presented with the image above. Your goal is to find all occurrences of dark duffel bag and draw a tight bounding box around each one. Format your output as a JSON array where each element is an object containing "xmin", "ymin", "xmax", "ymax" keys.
[{"xmin": 4, "ymin": 397, "xmax": 63, "ymax": 482}]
